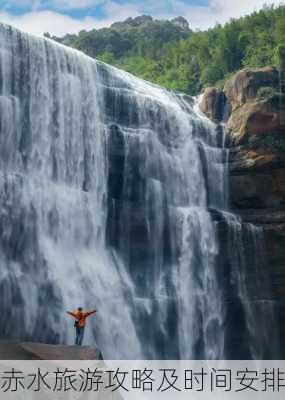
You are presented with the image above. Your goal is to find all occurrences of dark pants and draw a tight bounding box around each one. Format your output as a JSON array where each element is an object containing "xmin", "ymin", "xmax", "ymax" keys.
[{"xmin": 75, "ymin": 326, "xmax": 85, "ymax": 346}]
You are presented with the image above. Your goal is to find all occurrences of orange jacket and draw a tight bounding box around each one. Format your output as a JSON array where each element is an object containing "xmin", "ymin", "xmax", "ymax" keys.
[{"xmin": 67, "ymin": 310, "xmax": 96, "ymax": 327}]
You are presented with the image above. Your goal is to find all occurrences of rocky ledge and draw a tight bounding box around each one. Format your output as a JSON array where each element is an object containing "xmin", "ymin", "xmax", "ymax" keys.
[{"xmin": 0, "ymin": 341, "xmax": 103, "ymax": 360}]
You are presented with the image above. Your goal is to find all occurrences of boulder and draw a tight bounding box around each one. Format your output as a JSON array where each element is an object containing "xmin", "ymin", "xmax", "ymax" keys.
[
  {"xmin": 199, "ymin": 87, "xmax": 226, "ymax": 122},
  {"xmin": 226, "ymin": 96, "xmax": 285, "ymax": 144},
  {"xmin": 224, "ymin": 67, "xmax": 279, "ymax": 111}
]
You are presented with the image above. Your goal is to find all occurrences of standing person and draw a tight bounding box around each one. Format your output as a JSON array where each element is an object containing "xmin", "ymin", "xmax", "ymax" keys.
[{"xmin": 67, "ymin": 307, "xmax": 97, "ymax": 346}]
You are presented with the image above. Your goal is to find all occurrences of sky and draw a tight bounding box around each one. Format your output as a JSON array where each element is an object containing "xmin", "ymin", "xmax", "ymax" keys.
[{"xmin": 0, "ymin": 0, "xmax": 283, "ymax": 37}]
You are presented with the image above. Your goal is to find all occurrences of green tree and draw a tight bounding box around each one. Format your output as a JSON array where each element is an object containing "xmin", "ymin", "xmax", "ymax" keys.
[
  {"xmin": 48, "ymin": 5, "xmax": 285, "ymax": 95},
  {"xmin": 97, "ymin": 52, "xmax": 116, "ymax": 64}
]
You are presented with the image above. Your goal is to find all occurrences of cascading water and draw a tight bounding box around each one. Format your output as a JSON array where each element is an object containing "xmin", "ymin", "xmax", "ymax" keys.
[{"xmin": 0, "ymin": 23, "xmax": 278, "ymax": 360}]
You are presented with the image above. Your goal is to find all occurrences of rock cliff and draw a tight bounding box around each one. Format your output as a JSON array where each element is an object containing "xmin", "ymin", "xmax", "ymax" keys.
[{"xmin": 200, "ymin": 66, "xmax": 285, "ymax": 352}]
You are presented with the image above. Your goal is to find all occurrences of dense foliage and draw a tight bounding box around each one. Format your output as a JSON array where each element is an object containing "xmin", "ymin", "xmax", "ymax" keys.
[
  {"xmin": 47, "ymin": 5, "xmax": 285, "ymax": 95},
  {"xmin": 47, "ymin": 16, "xmax": 190, "ymax": 59}
]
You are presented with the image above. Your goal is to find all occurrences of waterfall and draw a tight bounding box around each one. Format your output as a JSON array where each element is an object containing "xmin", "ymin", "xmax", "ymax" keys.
[{"xmin": 0, "ymin": 23, "xmax": 277, "ymax": 360}]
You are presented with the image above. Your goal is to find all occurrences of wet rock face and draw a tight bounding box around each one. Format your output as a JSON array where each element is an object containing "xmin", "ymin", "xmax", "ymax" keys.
[
  {"xmin": 230, "ymin": 165, "xmax": 285, "ymax": 209},
  {"xmin": 199, "ymin": 87, "xmax": 226, "ymax": 122},
  {"xmin": 222, "ymin": 68, "xmax": 285, "ymax": 354},
  {"xmin": 200, "ymin": 66, "xmax": 285, "ymax": 357},
  {"xmin": 229, "ymin": 167, "xmax": 285, "ymax": 352}
]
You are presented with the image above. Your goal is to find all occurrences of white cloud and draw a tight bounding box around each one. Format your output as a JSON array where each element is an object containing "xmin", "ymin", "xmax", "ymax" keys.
[
  {"xmin": 102, "ymin": 1, "xmax": 141, "ymax": 21},
  {"xmin": 0, "ymin": 0, "xmax": 283, "ymax": 37},
  {"xmin": 50, "ymin": 0, "xmax": 104, "ymax": 10},
  {"xmin": 3, "ymin": 0, "xmax": 104, "ymax": 10},
  {"xmin": 0, "ymin": 10, "xmax": 101, "ymax": 36},
  {"xmin": 0, "ymin": 0, "xmax": 141, "ymax": 36},
  {"xmin": 164, "ymin": 0, "xmax": 284, "ymax": 30}
]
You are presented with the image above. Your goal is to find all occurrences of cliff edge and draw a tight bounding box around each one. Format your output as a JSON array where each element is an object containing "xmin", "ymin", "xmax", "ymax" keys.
[
  {"xmin": 200, "ymin": 65, "xmax": 285, "ymax": 350},
  {"xmin": 0, "ymin": 341, "xmax": 103, "ymax": 360}
]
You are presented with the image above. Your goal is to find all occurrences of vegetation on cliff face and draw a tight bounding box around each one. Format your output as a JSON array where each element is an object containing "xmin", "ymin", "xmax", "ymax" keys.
[{"xmin": 47, "ymin": 5, "xmax": 285, "ymax": 95}]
